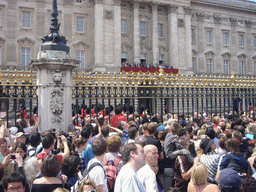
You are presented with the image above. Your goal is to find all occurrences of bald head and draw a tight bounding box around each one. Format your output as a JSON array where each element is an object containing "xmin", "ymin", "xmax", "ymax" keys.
[{"xmin": 144, "ymin": 144, "xmax": 159, "ymax": 166}]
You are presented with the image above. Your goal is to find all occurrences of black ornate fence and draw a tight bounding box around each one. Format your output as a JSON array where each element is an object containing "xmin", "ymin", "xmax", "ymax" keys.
[{"xmin": 1, "ymin": 69, "xmax": 256, "ymax": 124}]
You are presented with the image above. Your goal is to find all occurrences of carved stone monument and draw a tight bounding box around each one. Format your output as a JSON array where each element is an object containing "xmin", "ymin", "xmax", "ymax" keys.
[{"xmin": 30, "ymin": 0, "xmax": 79, "ymax": 132}]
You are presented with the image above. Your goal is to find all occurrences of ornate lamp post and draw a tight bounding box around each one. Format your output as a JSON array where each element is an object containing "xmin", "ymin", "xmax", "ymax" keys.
[{"xmin": 30, "ymin": 0, "xmax": 79, "ymax": 132}]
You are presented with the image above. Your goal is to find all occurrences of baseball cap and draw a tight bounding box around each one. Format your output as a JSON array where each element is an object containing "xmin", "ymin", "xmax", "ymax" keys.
[
  {"xmin": 16, "ymin": 132, "xmax": 25, "ymax": 138},
  {"xmin": 158, "ymin": 125, "xmax": 165, "ymax": 132},
  {"xmin": 206, "ymin": 127, "xmax": 215, "ymax": 139},
  {"xmin": 218, "ymin": 168, "xmax": 241, "ymax": 190},
  {"xmin": 9, "ymin": 127, "xmax": 18, "ymax": 135},
  {"xmin": 200, "ymin": 138, "xmax": 213, "ymax": 154}
]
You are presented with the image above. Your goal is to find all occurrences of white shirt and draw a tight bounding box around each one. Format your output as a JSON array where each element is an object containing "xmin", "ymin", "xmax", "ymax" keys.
[
  {"xmin": 87, "ymin": 158, "xmax": 108, "ymax": 192},
  {"xmin": 137, "ymin": 164, "xmax": 159, "ymax": 192},
  {"xmin": 115, "ymin": 164, "xmax": 146, "ymax": 192}
]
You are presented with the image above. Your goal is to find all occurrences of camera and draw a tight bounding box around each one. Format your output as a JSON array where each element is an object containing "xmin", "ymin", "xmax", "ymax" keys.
[{"xmin": 11, "ymin": 155, "xmax": 16, "ymax": 160}]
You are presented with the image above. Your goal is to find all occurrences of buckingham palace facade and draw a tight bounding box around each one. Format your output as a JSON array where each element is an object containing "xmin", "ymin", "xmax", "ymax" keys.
[{"xmin": 0, "ymin": 0, "xmax": 256, "ymax": 75}]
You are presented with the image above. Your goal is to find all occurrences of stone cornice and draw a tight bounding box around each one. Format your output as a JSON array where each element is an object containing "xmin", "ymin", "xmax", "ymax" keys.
[
  {"xmin": 17, "ymin": 37, "xmax": 35, "ymax": 45},
  {"xmin": 245, "ymin": 20, "xmax": 252, "ymax": 28},
  {"xmin": 196, "ymin": 12, "xmax": 204, "ymax": 21},
  {"xmin": 94, "ymin": 0, "xmax": 103, "ymax": 4},
  {"xmin": 191, "ymin": 0, "xmax": 256, "ymax": 13},
  {"xmin": 222, "ymin": 52, "xmax": 231, "ymax": 58},
  {"xmin": 73, "ymin": 40, "xmax": 89, "ymax": 48},
  {"xmin": 237, "ymin": 53, "xmax": 246, "ymax": 60},
  {"xmin": 113, "ymin": 0, "xmax": 120, "ymax": 6},
  {"xmin": 183, "ymin": 6, "xmax": 192, "ymax": 15},
  {"xmin": 168, "ymin": 4, "xmax": 178, "ymax": 14},
  {"xmin": 213, "ymin": 15, "xmax": 222, "ymax": 24},
  {"xmin": 133, "ymin": 1, "xmax": 139, "ymax": 8},
  {"xmin": 151, "ymin": 4, "xmax": 158, "ymax": 11},
  {"xmin": 229, "ymin": 18, "xmax": 237, "ymax": 26},
  {"xmin": 205, "ymin": 50, "xmax": 215, "ymax": 57}
]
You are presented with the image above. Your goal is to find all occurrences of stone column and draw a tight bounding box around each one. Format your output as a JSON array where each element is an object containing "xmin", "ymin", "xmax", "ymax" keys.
[
  {"xmin": 94, "ymin": 0, "xmax": 104, "ymax": 70},
  {"xmin": 168, "ymin": 5, "xmax": 178, "ymax": 68},
  {"xmin": 114, "ymin": 0, "xmax": 121, "ymax": 68},
  {"xmin": 196, "ymin": 12, "xmax": 205, "ymax": 73},
  {"xmin": 30, "ymin": 58, "xmax": 79, "ymax": 132},
  {"xmin": 184, "ymin": 6, "xmax": 193, "ymax": 74},
  {"xmin": 152, "ymin": 4, "xmax": 159, "ymax": 66},
  {"xmin": 133, "ymin": 2, "xmax": 140, "ymax": 63}
]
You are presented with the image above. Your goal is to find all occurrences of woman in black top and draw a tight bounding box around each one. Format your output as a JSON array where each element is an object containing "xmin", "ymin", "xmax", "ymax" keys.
[{"xmin": 31, "ymin": 155, "xmax": 63, "ymax": 192}]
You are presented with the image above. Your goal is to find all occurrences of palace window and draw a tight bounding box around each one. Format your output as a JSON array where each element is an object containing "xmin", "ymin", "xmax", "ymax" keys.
[
  {"xmin": 238, "ymin": 33, "xmax": 244, "ymax": 47},
  {"xmin": 121, "ymin": 52, "xmax": 128, "ymax": 64},
  {"xmin": 121, "ymin": 20, "xmax": 127, "ymax": 34},
  {"xmin": 158, "ymin": 23, "xmax": 163, "ymax": 38},
  {"xmin": 239, "ymin": 61, "xmax": 245, "ymax": 74},
  {"xmin": 254, "ymin": 61, "xmax": 256, "ymax": 75},
  {"xmin": 223, "ymin": 32, "xmax": 229, "ymax": 46},
  {"xmin": 253, "ymin": 35, "xmax": 256, "ymax": 48},
  {"xmin": 191, "ymin": 28, "xmax": 195, "ymax": 43},
  {"xmin": 207, "ymin": 58, "xmax": 213, "ymax": 73},
  {"xmin": 21, "ymin": 48, "xmax": 31, "ymax": 66},
  {"xmin": 22, "ymin": 11, "xmax": 31, "ymax": 28},
  {"xmin": 140, "ymin": 53, "xmax": 147, "ymax": 64},
  {"xmin": 224, "ymin": 60, "xmax": 230, "ymax": 74},
  {"xmin": 76, "ymin": 50, "xmax": 85, "ymax": 68},
  {"xmin": 77, "ymin": 17, "xmax": 84, "ymax": 32},
  {"xmin": 206, "ymin": 30, "xmax": 212, "ymax": 44},
  {"xmin": 159, "ymin": 54, "xmax": 164, "ymax": 65},
  {"xmin": 192, "ymin": 57, "xmax": 196, "ymax": 71},
  {"xmin": 140, "ymin": 21, "xmax": 146, "ymax": 36}
]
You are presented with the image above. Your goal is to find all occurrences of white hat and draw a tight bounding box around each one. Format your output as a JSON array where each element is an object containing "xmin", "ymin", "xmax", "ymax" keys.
[{"xmin": 9, "ymin": 127, "xmax": 18, "ymax": 135}]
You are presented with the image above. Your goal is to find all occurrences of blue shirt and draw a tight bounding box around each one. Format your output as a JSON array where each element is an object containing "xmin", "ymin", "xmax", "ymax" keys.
[
  {"xmin": 81, "ymin": 141, "xmax": 94, "ymax": 168},
  {"xmin": 218, "ymin": 152, "xmax": 248, "ymax": 173}
]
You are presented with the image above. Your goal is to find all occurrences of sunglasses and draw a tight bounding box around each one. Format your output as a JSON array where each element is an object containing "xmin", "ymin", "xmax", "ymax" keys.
[{"xmin": 84, "ymin": 190, "xmax": 96, "ymax": 192}]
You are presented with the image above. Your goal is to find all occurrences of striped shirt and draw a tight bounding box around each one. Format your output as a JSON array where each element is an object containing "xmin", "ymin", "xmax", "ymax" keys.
[{"xmin": 200, "ymin": 152, "xmax": 220, "ymax": 182}]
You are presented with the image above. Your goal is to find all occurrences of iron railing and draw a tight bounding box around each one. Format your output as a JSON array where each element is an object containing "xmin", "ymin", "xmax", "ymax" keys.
[{"xmin": 1, "ymin": 69, "xmax": 256, "ymax": 126}]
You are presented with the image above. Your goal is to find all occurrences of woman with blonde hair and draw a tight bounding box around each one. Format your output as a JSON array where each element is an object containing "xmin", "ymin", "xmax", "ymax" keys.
[
  {"xmin": 78, "ymin": 179, "xmax": 97, "ymax": 192},
  {"xmin": 188, "ymin": 162, "xmax": 219, "ymax": 192}
]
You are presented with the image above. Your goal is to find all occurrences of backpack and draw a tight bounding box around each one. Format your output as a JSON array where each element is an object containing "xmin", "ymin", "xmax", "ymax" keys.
[
  {"xmin": 71, "ymin": 162, "xmax": 105, "ymax": 192},
  {"xmin": 103, "ymin": 155, "xmax": 121, "ymax": 192},
  {"xmin": 27, "ymin": 147, "xmax": 37, "ymax": 157},
  {"xmin": 226, "ymin": 154, "xmax": 246, "ymax": 175}
]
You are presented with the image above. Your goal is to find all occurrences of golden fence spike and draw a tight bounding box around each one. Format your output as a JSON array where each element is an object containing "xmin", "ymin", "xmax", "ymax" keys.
[
  {"xmin": 21, "ymin": 70, "xmax": 26, "ymax": 83},
  {"xmin": 29, "ymin": 70, "xmax": 34, "ymax": 84},
  {"xmin": 114, "ymin": 72, "xmax": 117, "ymax": 85},
  {"xmin": 126, "ymin": 72, "xmax": 129, "ymax": 85},
  {"xmin": 120, "ymin": 72, "xmax": 123, "ymax": 85},
  {"xmin": 82, "ymin": 71, "xmax": 85, "ymax": 85},
  {"xmin": 143, "ymin": 73, "xmax": 146, "ymax": 85},
  {"xmin": 88, "ymin": 72, "xmax": 92, "ymax": 85},
  {"xmin": 6, "ymin": 69, "xmax": 10, "ymax": 84},
  {"xmin": 75, "ymin": 71, "xmax": 79, "ymax": 85},
  {"xmin": 154, "ymin": 73, "xmax": 157, "ymax": 85},
  {"xmin": 14, "ymin": 69, "xmax": 18, "ymax": 84},
  {"xmin": 137, "ymin": 73, "xmax": 140, "ymax": 85},
  {"xmin": 101, "ymin": 72, "xmax": 105, "ymax": 85},
  {"xmin": 131, "ymin": 73, "xmax": 135, "ymax": 85},
  {"xmin": 108, "ymin": 72, "xmax": 111, "ymax": 85},
  {"xmin": 95, "ymin": 72, "xmax": 98, "ymax": 85},
  {"xmin": 166, "ymin": 74, "xmax": 169, "ymax": 86}
]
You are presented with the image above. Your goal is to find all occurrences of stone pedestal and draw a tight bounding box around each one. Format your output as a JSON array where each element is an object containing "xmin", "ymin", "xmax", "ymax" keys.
[{"xmin": 30, "ymin": 58, "xmax": 79, "ymax": 132}]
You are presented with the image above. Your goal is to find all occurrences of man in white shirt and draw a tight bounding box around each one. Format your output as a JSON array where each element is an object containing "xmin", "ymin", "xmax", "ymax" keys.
[
  {"xmin": 138, "ymin": 144, "xmax": 159, "ymax": 192},
  {"xmin": 86, "ymin": 138, "xmax": 108, "ymax": 192},
  {"xmin": 115, "ymin": 143, "xmax": 146, "ymax": 192}
]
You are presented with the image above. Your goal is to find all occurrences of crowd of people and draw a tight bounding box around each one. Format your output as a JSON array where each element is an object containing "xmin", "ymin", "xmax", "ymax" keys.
[
  {"xmin": 0, "ymin": 105, "xmax": 256, "ymax": 192},
  {"xmin": 121, "ymin": 62, "xmax": 172, "ymax": 69}
]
